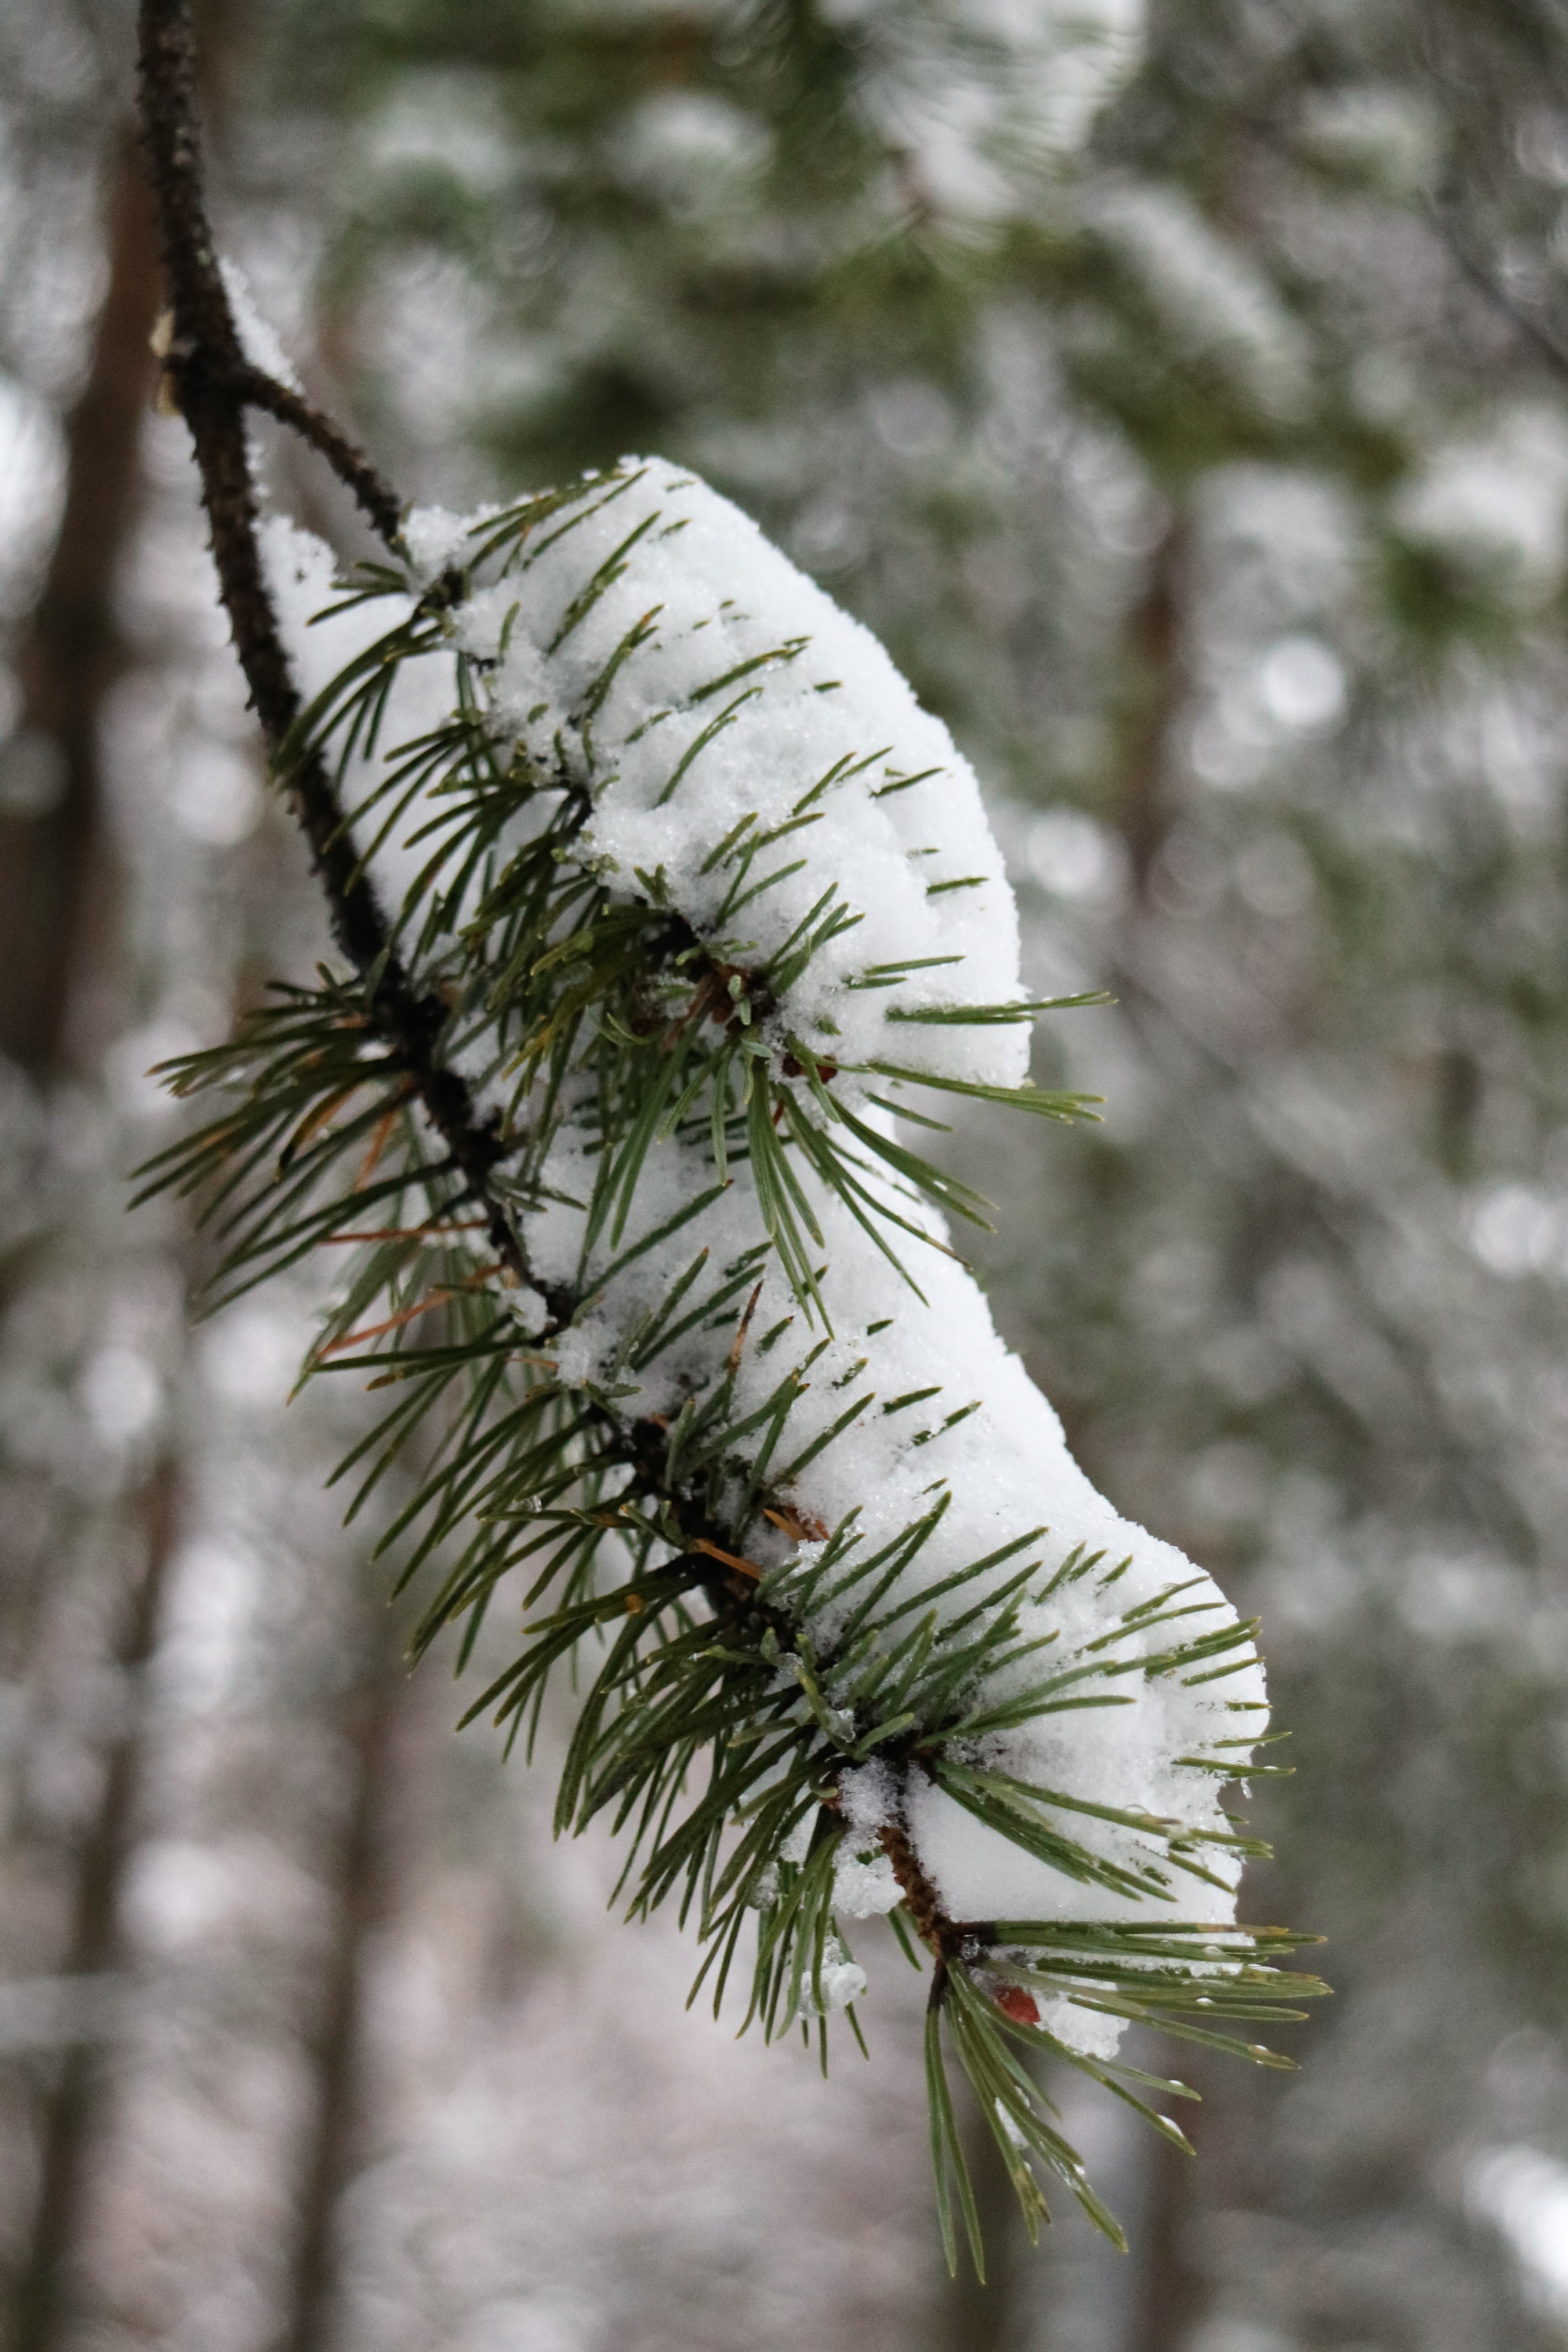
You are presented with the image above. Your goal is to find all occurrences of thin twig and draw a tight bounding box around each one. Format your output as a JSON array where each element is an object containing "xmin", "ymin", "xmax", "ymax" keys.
[
  {"xmin": 155, "ymin": 327, "xmax": 404, "ymax": 548},
  {"xmin": 1427, "ymin": 196, "xmax": 1568, "ymax": 389},
  {"xmin": 135, "ymin": 0, "xmax": 528, "ymax": 1293},
  {"xmin": 233, "ymin": 362, "xmax": 403, "ymax": 548}
]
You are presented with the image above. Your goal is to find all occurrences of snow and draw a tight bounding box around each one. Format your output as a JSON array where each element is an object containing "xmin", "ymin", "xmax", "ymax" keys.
[
  {"xmin": 259, "ymin": 515, "xmax": 464, "ymax": 911},
  {"xmin": 455, "ymin": 461, "xmax": 1025, "ymax": 1085},
  {"xmin": 805, "ymin": 1940, "xmax": 868, "ymax": 2015},
  {"xmin": 837, "ymin": 0, "xmax": 1145, "ymax": 222},
  {"xmin": 837, "ymin": 1760, "xmax": 898, "ymax": 1836},
  {"xmin": 831, "ymin": 1849, "xmax": 903, "ymax": 1919},
  {"xmin": 613, "ymin": 91, "xmax": 770, "ymax": 218},
  {"xmin": 1032, "ymin": 1996, "xmax": 1125, "ymax": 2062},
  {"xmin": 1087, "ymin": 184, "xmax": 1309, "ymax": 422},
  {"xmin": 1294, "ymin": 83, "xmax": 1441, "ymax": 200},
  {"xmin": 271, "ymin": 462, "xmax": 1028, "ymax": 1087},
  {"xmin": 404, "ymin": 504, "xmax": 491, "ymax": 584},
  {"xmin": 1467, "ymin": 2144, "xmax": 1568, "ymax": 2318},
  {"xmin": 0, "ymin": 374, "xmax": 65, "ymax": 622},
  {"xmin": 219, "ymin": 259, "xmax": 303, "ymax": 394},
  {"xmin": 1392, "ymin": 405, "xmax": 1568, "ymax": 610},
  {"xmin": 265, "ymin": 457, "xmax": 1269, "ymax": 2060},
  {"xmin": 540, "ymin": 1123, "xmax": 1266, "ymax": 2036}
]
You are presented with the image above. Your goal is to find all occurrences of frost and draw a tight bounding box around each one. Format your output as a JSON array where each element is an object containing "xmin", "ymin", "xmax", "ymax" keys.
[{"xmin": 218, "ymin": 258, "xmax": 302, "ymax": 394}]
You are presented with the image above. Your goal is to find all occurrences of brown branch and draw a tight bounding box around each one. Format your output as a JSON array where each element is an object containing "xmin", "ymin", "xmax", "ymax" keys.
[
  {"xmin": 135, "ymin": 0, "xmax": 526, "ymax": 1294},
  {"xmin": 155, "ymin": 337, "xmax": 405, "ymax": 549},
  {"xmin": 880, "ymin": 1819, "xmax": 965, "ymax": 1961},
  {"xmin": 229, "ymin": 365, "xmax": 404, "ymax": 549}
]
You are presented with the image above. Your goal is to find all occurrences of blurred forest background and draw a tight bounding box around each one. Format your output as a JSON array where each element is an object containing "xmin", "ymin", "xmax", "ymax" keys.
[{"xmin": 5, "ymin": 1, "xmax": 1568, "ymax": 2347}]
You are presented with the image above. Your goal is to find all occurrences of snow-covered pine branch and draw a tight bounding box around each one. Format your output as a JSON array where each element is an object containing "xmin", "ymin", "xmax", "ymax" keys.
[{"xmin": 150, "ymin": 457, "xmax": 1319, "ymax": 2268}]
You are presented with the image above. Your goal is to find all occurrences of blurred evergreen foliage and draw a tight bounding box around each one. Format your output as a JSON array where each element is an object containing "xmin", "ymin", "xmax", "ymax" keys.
[
  {"xmin": 236, "ymin": 0, "xmax": 1568, "ymax": 2334},
  {"xmin": 7, "ymin": 0, "xmax": 1568, "ymax": 2342}
]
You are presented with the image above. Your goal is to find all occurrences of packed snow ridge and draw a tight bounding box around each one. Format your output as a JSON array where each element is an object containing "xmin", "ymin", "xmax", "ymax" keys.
[
  {"xmin": 273, "ymin": 458, "xmax": 1029, "ymax": 1086},
  {"xmin": 265, "ymin": 458, "xmax": 1267, "ymax": 2056}
]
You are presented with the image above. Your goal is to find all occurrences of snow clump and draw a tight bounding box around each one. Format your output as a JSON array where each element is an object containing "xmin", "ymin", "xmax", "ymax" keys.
[{"xmin": 264, "ymin": 457, "xmax": 1269, "ymax": 2062}]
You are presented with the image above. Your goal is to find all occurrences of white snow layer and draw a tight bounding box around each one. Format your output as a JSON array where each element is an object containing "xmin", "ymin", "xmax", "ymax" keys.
[
  {"xmin": 218, "ymin": 257, "xmax": 304, "ymax": 394},
  {"xmin": 263, "ymin": 459, "xmax": 1267, "ymax": 2057}
]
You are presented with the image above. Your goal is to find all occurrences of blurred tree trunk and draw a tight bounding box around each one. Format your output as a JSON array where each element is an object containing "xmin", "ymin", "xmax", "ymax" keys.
[
  {"xmin": 1117, "ymin": 505, "xmax": 1190, "ymax": 904},
  {"xmin": 0, "ymin": 105, "xmax": 162, "ymax": 1758},
  {"xmin": 10, "ymin": 1462, "xmax": 181, "ymax": 2352},
  {"xmin": 274, "ymin": 1619, "xmax": 407, "ymax": 2352},
  {"xmin": 2, "ymin": 107, "xmax": 171, "ymax": 2352},
  {"xmin": 1111, "ymin": 503, "xmax": 1212, "ymax": 2352},
  {"xmin": 0, "ymin": 121, "xmax": 159, "ymax": 1078},
  {"xmin": 1129, "ymin": 2113, "xmax": 1211, "ymax": 2352}
]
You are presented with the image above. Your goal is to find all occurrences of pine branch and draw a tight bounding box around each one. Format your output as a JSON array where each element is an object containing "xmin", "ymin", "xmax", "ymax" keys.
[
  {"xmin": 133, "ymin": 0, "xmax": 896, "ymax": 1798},
  {"xmin": 134, "ymin": 0, "xmax": 1321, "ymax": 2273},
  {"xmin": 136, "ymin": 0, "xmax": 532, "ymax": 1294}
]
